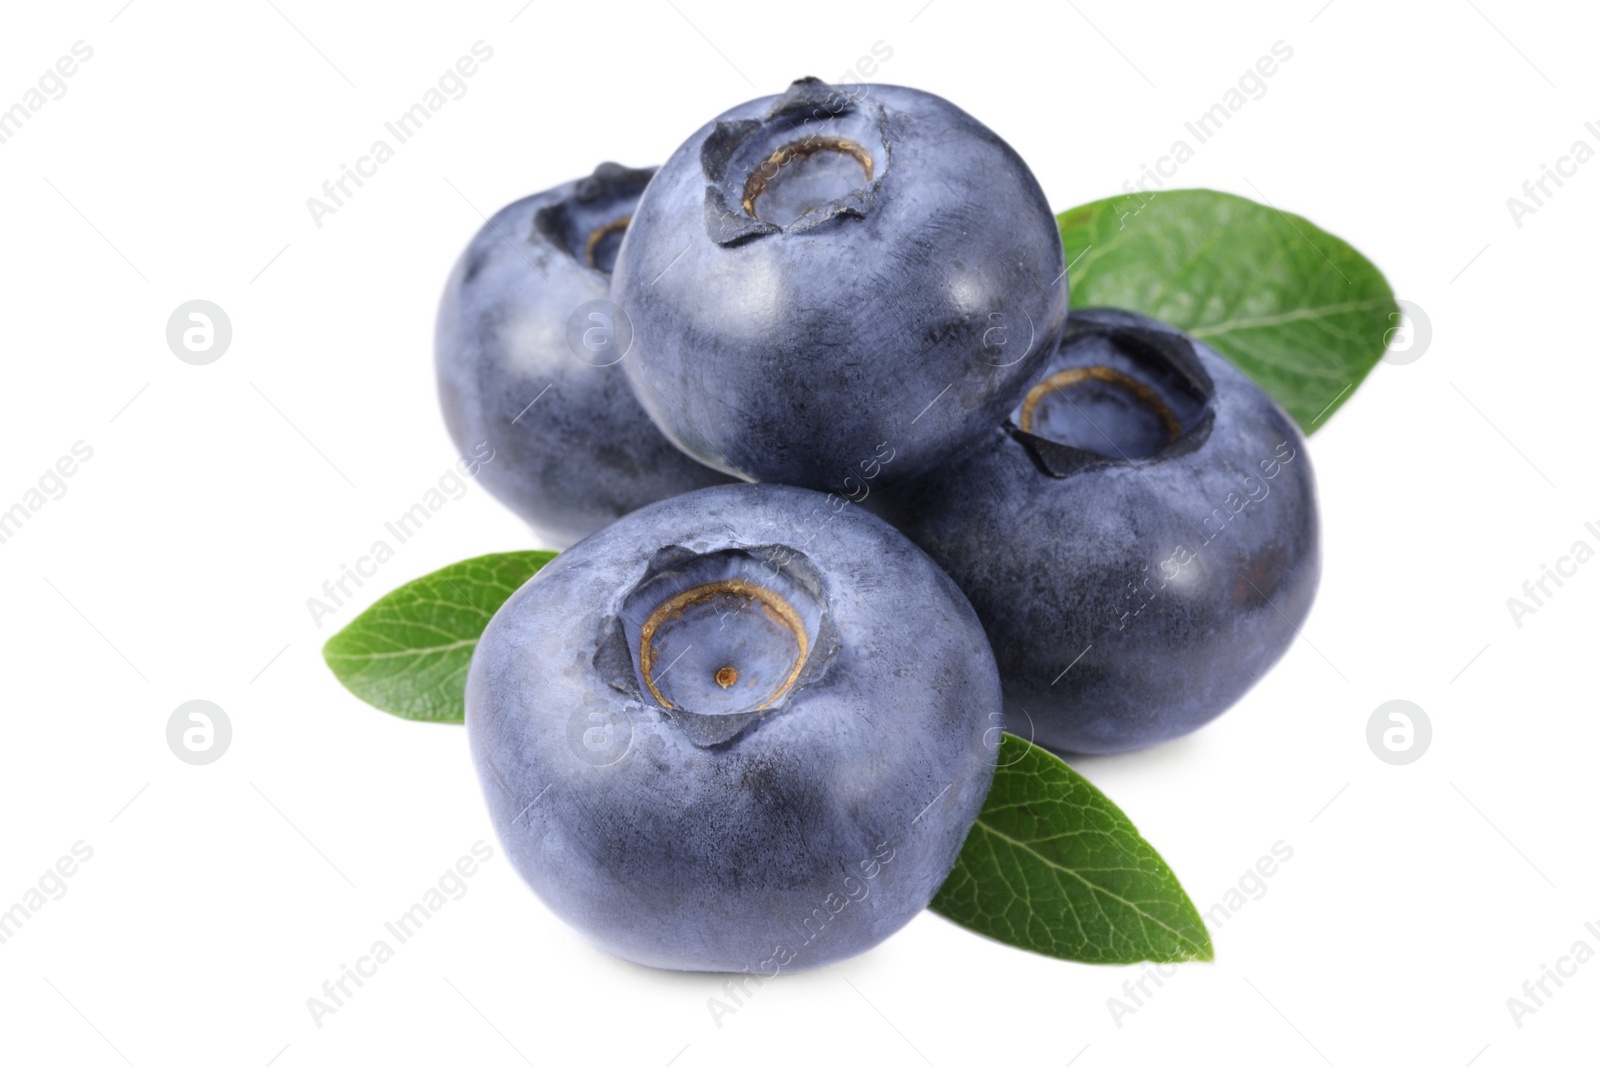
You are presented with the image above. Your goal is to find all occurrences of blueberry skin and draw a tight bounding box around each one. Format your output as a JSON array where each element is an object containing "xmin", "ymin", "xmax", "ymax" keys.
[
  {"xmin": 612, "ymin": 77, "xmax": 1068, "ymax": 493},
  {"xmin": 466, "ymin": 483, "xmax": 999, "ymax": 972},
  {"xmin": 436, "ymin": 163, "xmax": 730, "ymax": 548},
  {"xmin": 871, "ymin": 308, "xmax": 1321, "ymax": 755}
]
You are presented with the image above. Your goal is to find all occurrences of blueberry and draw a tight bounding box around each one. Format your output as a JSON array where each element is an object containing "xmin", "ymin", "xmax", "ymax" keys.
[
  {"xmin": 612, "ymin": 77, "xmax": 1068, "ymax": 493},
  {"xmin": 466, "ymin": 482, "xmax": 999, "ymax": 972},
  {"xmin": 435, "ymin": 163, "xmax": 730, "ymax": 548},
  {"xmin": 871, "ymin": 309, "xmax": 1321, "ymax": 755}
]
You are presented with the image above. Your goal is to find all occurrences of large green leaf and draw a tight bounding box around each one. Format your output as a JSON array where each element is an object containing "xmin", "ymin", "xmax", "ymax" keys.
[
  {"xmin": 323, "ymin": 551, "xmax": 555, "ymax": 723},
  {"xmin": 1059, "ymin": 188, "xmax": 1396, "ymax": 431},
  {"xmin": 931, "ymin": 734, "xmax": 1212, "ymax": 964}
]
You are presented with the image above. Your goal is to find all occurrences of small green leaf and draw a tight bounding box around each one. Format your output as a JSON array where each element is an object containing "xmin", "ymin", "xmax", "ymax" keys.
[
  {"xmin": 931, "ymin": 734, "xmax": 1212, "ymax": 964},
  {"xmin": 322, "ymin": 551, "xmax": 556, "ymax": 723},
  {"xmin": 1058, "ymin": 188, "xmax": 1397, "ymax": 432}
]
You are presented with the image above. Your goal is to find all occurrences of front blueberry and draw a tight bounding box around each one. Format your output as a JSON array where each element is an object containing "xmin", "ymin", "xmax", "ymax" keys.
[
  {"xmin": 872, "ymin": 309, "xmax": 1322, "ymax": 755},
  {"xmin": 435, "ymin": 163, "xmax": 730, "ymax": 548},
  {"xmin": 611, "ymin": 77, "xmax": 1069, "ymax": 494},
  {"xmin": 466, "ymin": 483, "xmax": 999, "ymax": 972}
]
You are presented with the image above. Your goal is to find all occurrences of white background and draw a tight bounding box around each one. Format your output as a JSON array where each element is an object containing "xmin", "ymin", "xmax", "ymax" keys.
[{"xmin": 1, "ymin": 1, "xmax": 1594, "ymax": 1064}]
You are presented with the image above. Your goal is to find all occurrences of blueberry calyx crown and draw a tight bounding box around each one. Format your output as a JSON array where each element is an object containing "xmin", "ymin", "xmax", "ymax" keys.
[
  {"xmin": 701, "ymin": 78, "xmax": 886, "ymax": 245},
  {"xmin": 1010, "ymin": 323, "xmax": 1216, "ymax": 478},
  {"xmin": 610, "ymin": 546, "xmax": 838, "ymax": 747},
  {"xmin": 637, "ymin": 577, "xmax": 809, "ymax": 713},
  {"xmin": 739, "ymin": 135, "xmax": 875, "ymax": 220},
  {"xmin": 533, "ymin": 162, "xmax": 656, "ymax": 273}
]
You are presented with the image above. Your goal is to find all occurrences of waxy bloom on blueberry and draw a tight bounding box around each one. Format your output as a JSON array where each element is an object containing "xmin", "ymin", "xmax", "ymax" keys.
[
  {"xmin": 613, "ymin": 78, "xmax": 1069, "ymax": 493},
  {"xmin": 436, "ymin": 163, "xmax": 729, "ymax": 549},
  {"xmin": 466, "ymin": 483, "xmax": 999, "ymax": 971},
  {"xmin": 873, "ymin": 309, "xmax": 1322, "ymax": 755}
]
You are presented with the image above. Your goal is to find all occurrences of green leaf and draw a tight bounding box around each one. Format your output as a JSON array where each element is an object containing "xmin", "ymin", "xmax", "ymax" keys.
[
  {"xmin": 1058, "ymin": 188, "xmax": 1397, "ymax": 432},
  {"xmin": 930, "ymin": 734, "xmax": 1212, "ymax": 964},
  {"xmin": 322, "ymin": 551, "xmax": 556, "ymax": 723}
]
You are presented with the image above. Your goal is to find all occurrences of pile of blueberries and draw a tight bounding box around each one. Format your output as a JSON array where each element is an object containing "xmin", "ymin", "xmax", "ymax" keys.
[{"xmin": 437, "ymin": 78, "xmax": 1319, "ymax": 972}]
